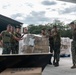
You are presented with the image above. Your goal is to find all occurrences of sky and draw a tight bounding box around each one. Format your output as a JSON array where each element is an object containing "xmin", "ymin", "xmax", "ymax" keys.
[{"xmin": 0, "ymin": 0, "xmax": 76, "ymax": 26}]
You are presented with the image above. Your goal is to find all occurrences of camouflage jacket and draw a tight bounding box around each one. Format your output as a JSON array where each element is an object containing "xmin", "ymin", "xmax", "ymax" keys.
[{"xmin": 0, "ymin": 30, "xmax": 13, "ymax": 43}]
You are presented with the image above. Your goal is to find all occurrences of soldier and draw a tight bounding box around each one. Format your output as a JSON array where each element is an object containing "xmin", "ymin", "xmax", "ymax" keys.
[
  {"xmin": 47, "ymin": 29, "xmax": 54, "ymax": 65},
  {"xmin": 10, "ymin": 26, "xmax": 16, "ymax": 54},
  {"xmin": 14, "ymin": 26, "xmax": 22, "ymax": 54},
  {"xmin": 0, "ymin": 24, "xmax": 13, "ymax": 54},
  {"xmin": 11, "ymin": 26, "xmax": 23, "ymax": 54},
  {"xmin": 52, "ymin": 26, "xmax": 61, "ymax": 67},
  {"xmin": 69, "ymin": 22, "xmax": 76, "ymax": 69},
  {"xmin": 41, "ymin": 28, "xmax": 47, "ymax": 37}
]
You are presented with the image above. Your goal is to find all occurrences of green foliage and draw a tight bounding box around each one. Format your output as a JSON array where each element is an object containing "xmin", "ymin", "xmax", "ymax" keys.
[{"xmin": 27, "ymin": 20, "xmax": 72, "ymax": 38}]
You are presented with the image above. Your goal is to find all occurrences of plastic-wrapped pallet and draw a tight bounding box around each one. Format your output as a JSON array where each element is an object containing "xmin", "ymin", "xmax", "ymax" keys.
[
  {"xmin": 19, "ymin": 34, "xmax": 49, "ymax": 54},
  {"xmin": 60, "ymin": 37, "xmax": 71, "ymax": 56},
  {"xmin": 19, "ymin": 34, "xmax": 35, "ymax": 54}
]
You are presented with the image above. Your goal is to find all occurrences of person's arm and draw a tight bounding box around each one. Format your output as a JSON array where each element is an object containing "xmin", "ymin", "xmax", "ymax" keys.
[
  {"xmin": 14, "ymin": 36, "xmax": 20, "ymax": 41},
  {"xmin": 20, "ymin": 33, "xmax": 25, "ymax": 38},
  {"xmin": 0, "ymin": 31, "xmax": 4, "ymax": 46},
  {"xmin": 12, "ymin": 33, "xmax": 22, "ymax": 41},
  {"xmin": 0, "ymin": 31, "xmax": 3, "ymax": 37},
  {"xmin": 0, "ymin": 40, "xmax": 3, "ymax": 47},
  {"xmin": 13, "ymin": 35, "xmax": 22, "ymax": 41}
]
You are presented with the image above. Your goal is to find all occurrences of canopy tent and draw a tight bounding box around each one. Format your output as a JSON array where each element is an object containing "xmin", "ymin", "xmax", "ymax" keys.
[
  {"xmin": 58, "ymin": 0, "xmax": 76, "ymax": 3},
  {"xmin": 0, "ymin": 14, "xmax": 23, "ymax": 32}
]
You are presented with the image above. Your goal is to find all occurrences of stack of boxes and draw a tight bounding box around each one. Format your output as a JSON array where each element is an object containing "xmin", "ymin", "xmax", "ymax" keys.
[{"xmin": 34, "ymin": 35, "xmax": 49, "ymax": 53}]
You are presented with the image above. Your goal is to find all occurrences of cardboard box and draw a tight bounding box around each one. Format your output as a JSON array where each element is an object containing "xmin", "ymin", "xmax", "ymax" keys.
[
  {"xmin": 34, "ymin": 45, "xmax": 49, "ymax": 53},
  {"xmin": 22, "ymin": 45, "xmax": 34, "ymax": 53},
  {"xmin": 35, "ymin": 37, "xmax": 49, "ymax": 46},
  {"xmin": 0, "ymin": 68, "xmax": 42, "ymax": 75}
]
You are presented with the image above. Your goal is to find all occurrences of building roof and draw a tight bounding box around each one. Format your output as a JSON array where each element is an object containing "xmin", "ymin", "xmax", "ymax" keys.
[
  {"xmin": 58, "ymin": 0, "xmax": 76, "ymax": 3},
  {"xmin": 0, "ymin": 14, "xmax": 23, "ymax": 32}
]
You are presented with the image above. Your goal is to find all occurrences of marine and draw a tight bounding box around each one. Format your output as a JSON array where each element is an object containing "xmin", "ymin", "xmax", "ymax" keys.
[
  {"xmin": 14, "ymin": 26, "xmax": 22, "ymax": 54},
  {"xmin": 0, "ymin": 24, "xmax": 13, "ymax": 54},
  {"xmin": 69, "ymin": 22, "xmax": 76, "ymax": 69},
  {"xmin": 52, "ymin": 26, "xmax": 61, "ymax": 67}
]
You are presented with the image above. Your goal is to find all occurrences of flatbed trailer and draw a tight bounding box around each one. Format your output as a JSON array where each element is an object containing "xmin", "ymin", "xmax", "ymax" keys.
[{"xmin": 0, "ymin": 53, "xmax": 52, "ymax": 73}]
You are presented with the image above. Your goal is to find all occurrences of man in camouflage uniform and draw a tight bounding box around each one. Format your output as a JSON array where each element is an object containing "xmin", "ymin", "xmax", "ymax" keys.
[
  {"xmin": 52, "ymin": 26, "xmax": 61, "ymax": 67},
  {"xmin": 47, "ymin": 29, "xmax": 54, "ymax": 65},
  {"xmin": 10, "ymin": 26, "xmax": 16, "ymax": 54},
  {"xmin": 69, "ymin": 22, "xmax": 76, "ymax": 69},
  {"xmin": 0, "ymin": 24, "xmax": 13, "ymax": 54},
  {"xmin": 14, "ymin": 26, "xmax": 22, "ymax": 54},
  {"xmin": 10, "ymin": 26, "xmax": 22, "ymax": 54}
]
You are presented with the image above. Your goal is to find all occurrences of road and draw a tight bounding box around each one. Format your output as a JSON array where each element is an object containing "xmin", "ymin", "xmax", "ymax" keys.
[{"xmin": 42, "ymin": 57, "xmax": 76, "ymax": 75}]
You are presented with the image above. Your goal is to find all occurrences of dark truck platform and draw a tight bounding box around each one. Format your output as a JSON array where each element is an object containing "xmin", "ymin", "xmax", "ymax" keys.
[{"xmin": 0, "ymin": 53, "xmax": 52, "ymax": 73}]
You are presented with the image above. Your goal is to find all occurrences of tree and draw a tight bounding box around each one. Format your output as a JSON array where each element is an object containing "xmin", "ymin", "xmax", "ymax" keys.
[{"xmin": 27, "ymin": 20, "xmax": 72, "ymax": 38}]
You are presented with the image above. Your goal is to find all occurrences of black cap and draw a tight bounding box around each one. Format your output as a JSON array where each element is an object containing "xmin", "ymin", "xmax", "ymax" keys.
[{"xmin": 15, "ymin": 26, "xmax": 21, "ymax": 29}]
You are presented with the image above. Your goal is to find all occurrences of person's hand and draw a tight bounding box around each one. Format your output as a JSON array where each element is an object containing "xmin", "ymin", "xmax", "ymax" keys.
[
  {"xmin": 18, "ymin": 38, "xmax": 23, "ymax": 41},
  {"xmin": 20, "ymin": 38, "xmax": 23, "ymax": 40}
]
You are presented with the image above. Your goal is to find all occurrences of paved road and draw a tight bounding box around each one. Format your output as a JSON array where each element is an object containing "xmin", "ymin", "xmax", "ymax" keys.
[{"xmin": 42, "ymin": 57, "xmax": 76, "ymax": 75}]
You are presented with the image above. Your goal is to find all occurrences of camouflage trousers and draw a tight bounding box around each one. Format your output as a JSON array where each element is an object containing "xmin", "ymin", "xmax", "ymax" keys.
[
  {"xmin": 53, "ymin": 42, "xmax": 60, "ymax": 63},
  {"xmin": 11, "ymin": 43, "xmax": 19, "ymax": 54},
  {"xmin": 71, "ymin": 41, "xmax": 76, "ymax": 65},
  {"xmin": 2, "ymin": 43, "xmax": 11, "ymax": 54}
]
